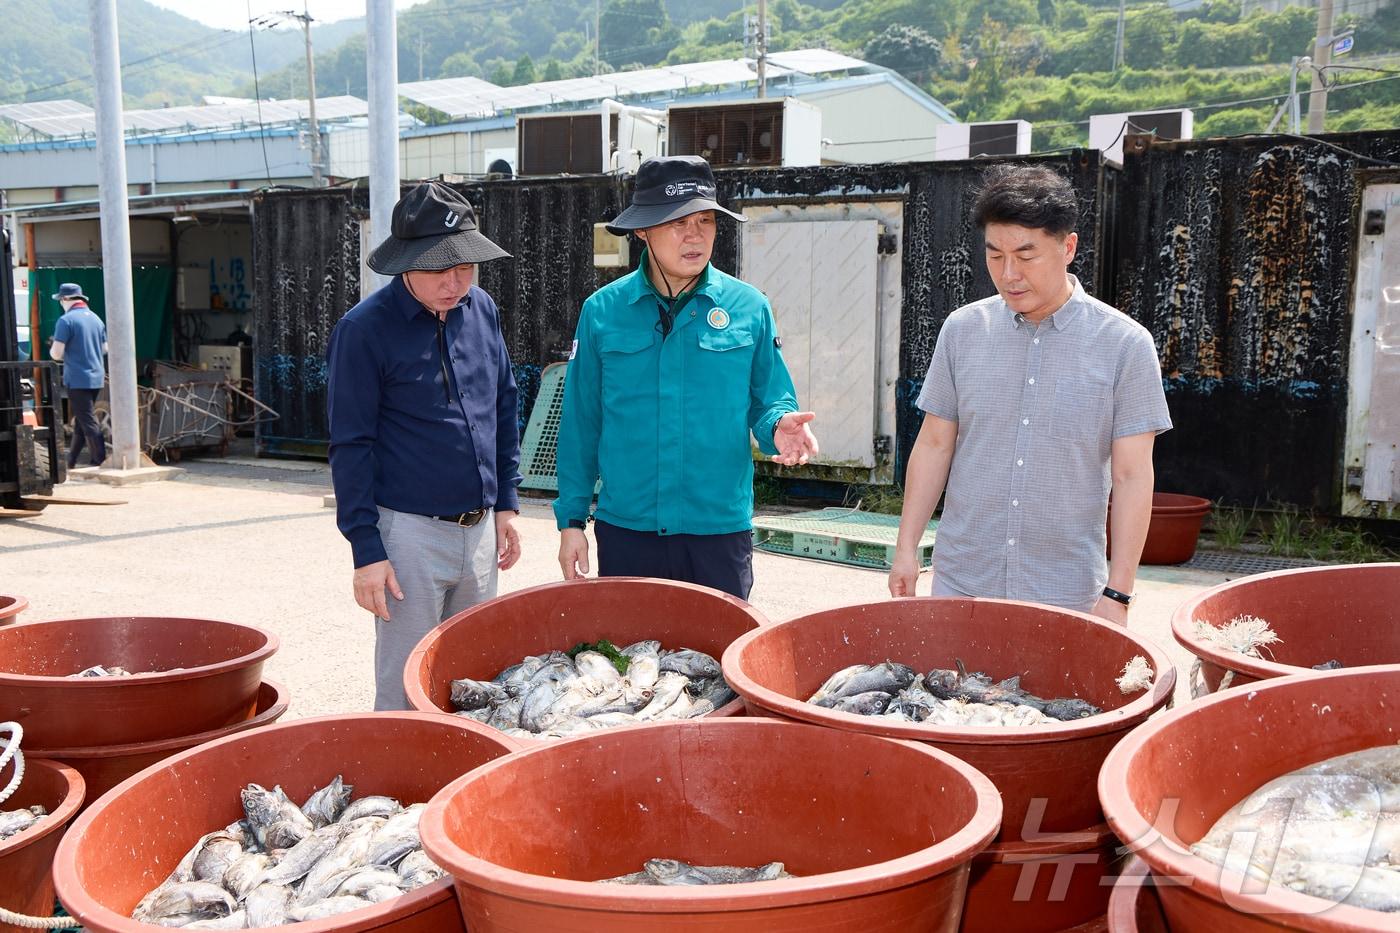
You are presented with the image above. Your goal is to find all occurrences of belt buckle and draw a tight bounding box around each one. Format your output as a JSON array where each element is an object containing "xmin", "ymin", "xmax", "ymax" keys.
[{"xmin": 458, "ymin": 509, "xmax": 484, "ymax": 527}]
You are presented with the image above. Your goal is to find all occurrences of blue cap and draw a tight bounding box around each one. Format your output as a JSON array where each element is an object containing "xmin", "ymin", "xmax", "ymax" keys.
[{"xmin": 52, "ymin": 283, "xmax": 88, "ymax": 302}]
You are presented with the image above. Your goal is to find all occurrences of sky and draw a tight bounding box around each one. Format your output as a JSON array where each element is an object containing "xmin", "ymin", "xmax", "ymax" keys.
[{"xmin": 142, "ymin": 0, "xmax": 435, "ymax": 32}]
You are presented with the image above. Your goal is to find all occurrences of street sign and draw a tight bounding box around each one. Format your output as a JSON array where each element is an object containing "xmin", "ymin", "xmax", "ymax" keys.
[{"xmin": 1334, "ymin": 34, "xmax": 1355, "ymax": 55}]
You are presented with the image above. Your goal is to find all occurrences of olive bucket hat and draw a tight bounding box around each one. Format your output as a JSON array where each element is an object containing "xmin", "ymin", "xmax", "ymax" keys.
[
  {"xmin": 367, "ymin": 181, "xmax": 510, "ymax": 275},
  {"xmin": 605, "ymin": 155, "xmax": 746, "ymax": 235}
]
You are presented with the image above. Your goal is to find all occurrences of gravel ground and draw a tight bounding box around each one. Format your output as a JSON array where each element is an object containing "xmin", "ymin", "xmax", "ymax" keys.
[{"xmin": 1, "ymin": 456, "xmax": 1235, "ymax": 717}]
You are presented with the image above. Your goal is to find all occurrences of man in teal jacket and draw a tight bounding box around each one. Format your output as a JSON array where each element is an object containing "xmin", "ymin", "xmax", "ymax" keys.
[{"xmin": 553, "ymin": 155, "xmax": 818, "ymax": 599}]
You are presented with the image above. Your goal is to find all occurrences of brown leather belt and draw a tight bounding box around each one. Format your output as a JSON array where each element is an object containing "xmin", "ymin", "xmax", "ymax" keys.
[{"xmin": 432, "ymin": 509, "xmax": 486, "ymax": 527}]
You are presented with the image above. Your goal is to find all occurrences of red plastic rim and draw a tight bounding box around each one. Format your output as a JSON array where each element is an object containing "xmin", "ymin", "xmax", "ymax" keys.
[
  {"xmin": 0, "ymin": 616, "xmax": 279, "ymax": 685},
  {"xmin": 0, "ymin": 594, "xmax": 27, "ymax": 623},
  {"xmin": 419, "ymin": 718, "xmax": 1004, "ymax": 912},
  {"xmin": 722, "ymin": 597, "xmax": 1176, "ymax": 747},
  {"xmin": 1171, "ymin": 563, "xmax": 1400, "ymax": 681},
  {"xmin": 1097, "ymin": 664, "xmax": 1400, "ymax": 931},
  {"xmin": 0, "ymin": 757, "xmax": 86, "ymax": 861},
  {"xmin": 978, "ymin": 821, "xmax": 1118, "ymax": 861}
]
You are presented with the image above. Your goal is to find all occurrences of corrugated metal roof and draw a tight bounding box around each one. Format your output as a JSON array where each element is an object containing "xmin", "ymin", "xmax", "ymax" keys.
[{"xmin": 0, "ymin": 95, "xmax": 368, "ymax": 140}]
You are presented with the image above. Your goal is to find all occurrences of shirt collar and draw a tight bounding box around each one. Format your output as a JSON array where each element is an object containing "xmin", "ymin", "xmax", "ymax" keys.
[
  {"xmin": 1011, "ymin": 274, "xmax": 1086, "ymax": 331},
  {"xmin": 626, "ymin": 248, "xmax": 722, "ymax": 306},
  {"xmin": 390, "ymin": 274, "xmax": 469, "ymax": 321}
]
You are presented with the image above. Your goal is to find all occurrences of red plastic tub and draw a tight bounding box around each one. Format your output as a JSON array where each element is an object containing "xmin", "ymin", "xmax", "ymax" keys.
[
  {"xmin": 1098, "ymin": 664, "xmax": 1400, "ymax": 931},
  {"xmin": 1108, "ymin": 493, "xmax": 1211, "ymax": 566},
  {"xmin": 0, "ymin": 616, "xmax": 278, "ymax": 747},
  {"xmin": 405, "ymin": 577, "xmax": 767, "ymax": 722},
  {"xmin": 421, "ymin": 717, "xmax": 1002, "ymax": 932},
  {"xmin": 961, "ymin": 822, "xmax": 1123, "ymax": 933},
  {"xmin": 1106, "ymin": 857, "xmax": 1169, "ymax": 933},
  {"xmin": 1173, "ymin": 562, "xmax": 1400, "ymax": 693},
  {"xmin": 0, "ymin": 595, "xmax": 25, "ymax": 627},
  {"xmin": 723, "ymin": 597, "xmax": 1176, "ymax": 840},
  {"xmin": 0, "ymin": 757, "xmax": 85, "ymax": 933},
  {"xmin": 53, "ymin": 711, "xmax": 519, "ymax": 933},
  {"xmin": 26, "ymin": 679, "xmax": 290, "ymax": 809}
]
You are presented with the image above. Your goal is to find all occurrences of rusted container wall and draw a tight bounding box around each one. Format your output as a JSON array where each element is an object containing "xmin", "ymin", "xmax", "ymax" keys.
[
  {"xmin": 1111, "ymin": 130, "xmax": 1400, "ymax": 510},
  {"xmin": 250, "ymin": 154, "xmax": 1109, "ymax": 468},
  {"xmin": 252, "ymin": 190, "xmax": 362, "ymax": 458}
]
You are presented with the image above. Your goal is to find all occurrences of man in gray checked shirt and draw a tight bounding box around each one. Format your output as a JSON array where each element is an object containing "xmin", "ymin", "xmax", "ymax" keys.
[{"xmin": 889, "ymin": 164, "xmax": 1172, "ymax": 625}]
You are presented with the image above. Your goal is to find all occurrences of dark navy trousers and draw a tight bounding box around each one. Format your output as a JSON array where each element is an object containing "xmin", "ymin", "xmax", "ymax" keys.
[{"xmin": 594, "ymin": 520, "xmax": 754, "ymax": 600}]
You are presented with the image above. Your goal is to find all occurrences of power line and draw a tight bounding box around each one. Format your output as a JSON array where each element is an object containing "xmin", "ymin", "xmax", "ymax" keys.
[{"xmin": 247, "ymin": 0, "xmax": 274, "ymax": 185}]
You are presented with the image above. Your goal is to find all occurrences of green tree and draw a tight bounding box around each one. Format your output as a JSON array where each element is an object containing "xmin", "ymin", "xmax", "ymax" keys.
[
  {"xmin": 512, "ymin": 53, "xmax": 538, "ymax": 85},
  {"xmin": 489, "ymin": 62, "xmax": 513, "ymax": 85},
  {"xmin": 542, "ymin": 58, "xmax": 564, "ymax": 81},
  {"xmin": 864, "ymin": 24, "xmax": 942, "ymax": 79},
  {"xmin": 440, "ymin": 52, "xmax": 482, "ymax": 78},
  {"xmin": 600, "ymin": 0, "xmax": 680, "ymax": 67}
]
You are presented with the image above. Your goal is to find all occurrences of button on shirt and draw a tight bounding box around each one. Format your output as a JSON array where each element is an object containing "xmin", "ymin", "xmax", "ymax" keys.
[
  {"xmin": 52, "ymin": 305, "xmax": 106, "ymax": 389},
  {"xmin": 553, "ymin": 260, "xmax": 798, "ymax": 536},
  {"xmin": 327, "ymin": 277, "xmax": 521, "ymax": 568},
  {"xmin": 916, "ymin": 276, "xmax": 1172, "ymax": 609}
]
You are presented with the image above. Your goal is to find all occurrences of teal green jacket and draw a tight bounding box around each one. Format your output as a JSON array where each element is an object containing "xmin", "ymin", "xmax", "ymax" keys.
[{"xmin": 553, "ymin": 260, "xmax": 797, "ymax": 535}]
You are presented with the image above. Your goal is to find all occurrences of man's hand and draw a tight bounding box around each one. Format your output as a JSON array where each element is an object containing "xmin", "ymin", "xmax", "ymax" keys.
[
  {"xmin": 353, "ymin": 559, "xmax": 403, "ymax": 621},
  {"xmin": 559, "ymin": 527, "xmax": 590, "ymax": 580},
  {"xmin": 772, "ymin": 411, "xmax": 819, "ymax": 466},
  {"xmin": 1090, "ymin": 595, "xmax": 1129, "ymax": 627},
  {"xmin": 496, "ymin": 511, "xmax": 521, "ymax": 570},
  {"xmin": 888, "ymin": 550, "xmax": 920, "ymax": 598}
]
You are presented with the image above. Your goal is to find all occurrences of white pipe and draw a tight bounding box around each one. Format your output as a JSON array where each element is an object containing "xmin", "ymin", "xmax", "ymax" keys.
[
  {"xmin": 88, "ymin": 0, "xmax": 141, "ymax": 470},
  {"xmin": 366, "ymin": 0, "xmax": 399, "ymax": 291}
]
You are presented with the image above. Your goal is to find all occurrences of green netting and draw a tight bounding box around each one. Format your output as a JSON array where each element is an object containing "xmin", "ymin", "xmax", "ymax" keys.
[{"xmin": 30, "ymin": 266, "xmax": 174, "ymax": 365}]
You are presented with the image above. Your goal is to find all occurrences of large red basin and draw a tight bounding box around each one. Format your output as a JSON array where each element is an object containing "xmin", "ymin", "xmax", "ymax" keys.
[
  {"xmin": 0, "ymin": 757, "xmax": 85, "ymax": 933},
  {"xmin": 0, "ymin": 616, "xmax": 278, "ymax": 747},
  {"xmin": 0, "ymin": 595, "xmax": 25, "ymax": 627},
  {"xmin": 53, "ymin": 711, "xmax": 519, "ymax": 933},
  {"xmin": 420, "ymin": 717, "xmax": 1002, "ymax": 931},
  {"xmin": 1172, "ymin": 563, "xmax": 1400, "ymax": 693},
  {"xmin": 722, "ymin": 597, "xmax": 1176, "ymax": 840},
  {"xmin": 1106, "ymin": 857, "xmax": 1169, "ymax": 933},
  {"xmin": 1098, "ymin": 664, "xmax": 1400, "ymax": 930},
  {"xmin": 26, "ymin": 679, "xmax": 289, "ymax": 809},
  {"xmin": 1108, "ymin": 494, "xmax": 1212, "ymax": 566},
  {"xmin": 961, "ymin": 822, "xmax": 1122, "ymax": 933},
  {"xmin": 405, "ymin": 577, "xmax": 768, "ymax": 722}
]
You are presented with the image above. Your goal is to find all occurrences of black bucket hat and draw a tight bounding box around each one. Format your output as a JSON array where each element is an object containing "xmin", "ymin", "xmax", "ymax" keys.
[
  {"xmin": 367, "ymin": 182, "xmax": 510, "ymax": 275},
  {"xmin": 605, "ymin": 155, "xmax": 746, "ymax": 235}
]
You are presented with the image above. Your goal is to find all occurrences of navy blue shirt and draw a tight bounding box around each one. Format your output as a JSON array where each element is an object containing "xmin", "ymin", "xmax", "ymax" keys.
[
  {"xmin": 327, "ymin": 276, "xmax": 522, "ymax": 568},
  {"xmin": 52, "ymin": 304, "xmax": 106, "ymax": 389}
]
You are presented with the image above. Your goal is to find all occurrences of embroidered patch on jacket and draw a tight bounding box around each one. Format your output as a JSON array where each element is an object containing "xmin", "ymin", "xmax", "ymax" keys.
[
  {"xmin": 568, "ymin": 339, "xmax": 578, "ymax": 360},
  {"xmin": 707, "ymin": 308, "xmax": 730, "ymax": 329},
  {"xmin": 774, "ymin": 336, "xmax": 783, "ymax": 349}
]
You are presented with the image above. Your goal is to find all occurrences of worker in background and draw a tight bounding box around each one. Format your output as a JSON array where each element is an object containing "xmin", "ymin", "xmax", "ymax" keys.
[
  {"xmin": 888, "ymin": 163, "xmax": 1172, "ymax": 625},
  {"xmin": 553, "ymin": 155, "xmax": 819, "ymax": 599},
  {"xmin": 327, "ymin": 182, "xmax": 522, "ymax": 710},
  {"xmin": 48, "ymin": 283, "xmax": 107, "ymax": 469}
]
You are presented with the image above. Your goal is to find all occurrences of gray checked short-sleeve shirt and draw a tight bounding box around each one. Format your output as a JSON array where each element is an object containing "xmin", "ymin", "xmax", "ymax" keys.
[{"xmin": 916, "ymin": 276, "xmax": 1172, "ymax": 611}]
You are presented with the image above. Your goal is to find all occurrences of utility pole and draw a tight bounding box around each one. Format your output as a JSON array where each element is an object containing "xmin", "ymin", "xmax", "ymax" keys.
[
  {"xmin": 87, "ymin": 0, "xmax": 140, "ymax": 470},
  {"xmin": 366, "ymin": 0, "xmax": 400, "ymax": 293},
  {"xmin": 756, "ymin": 0, "xmax": 768, "ymax": 98},
  {"xmin": 1306, "ymin": 0, "xmax": 1335, "ymax": 133},
  {"xmin": 594, "ymin": 0, "xmax": 601, "ymax": 75},
  {"xmin": 1289, "ymin": 56, "xmax": 1310, "ymax": 133},
  {"xmin": 1112, "ymin": 0, "xmax": 1126, "ymax": 71},
  {"xmin": 271, "ymin": 7, "xmax": 324, "ymax": 185}
]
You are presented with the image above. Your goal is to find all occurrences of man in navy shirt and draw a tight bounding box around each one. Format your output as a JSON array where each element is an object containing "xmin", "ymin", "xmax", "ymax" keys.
[
  {"xmin": 327, "ymin": 182, "xmax": 523, "ymax": 710},
  {"xmin": 48, "ymin": 283, "xmax": 107, "ymax": 468}
]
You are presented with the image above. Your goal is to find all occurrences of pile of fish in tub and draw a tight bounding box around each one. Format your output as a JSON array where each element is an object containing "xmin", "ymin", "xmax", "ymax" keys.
[
  {"xmin": 600, "ymin": 859, "xmax": 793, "ymax": 885},
  {"xmin": 808, "ymin": 660, "xmax": 1103, "ymax": 726},
  {"xmin": 0, "ymin": 803, "xmax": 47, "ymax": 841},
  {"xmin": 450, "ymin": 640, "xmax": 735, "ymax": 739},
  {"xmin": 134, "ymin": 776, "xmax": 443, "ymax": 928}
]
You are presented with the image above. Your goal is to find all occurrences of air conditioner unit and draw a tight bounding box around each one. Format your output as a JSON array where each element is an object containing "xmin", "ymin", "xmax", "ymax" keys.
[
  {"xmin": 666, "ymin": 97, "xmax": 821, "ymax": 168},
  {"xmin": 516, "ymin": 103, "xmax": 665, "ymax": 176},
  {"xmin": 934, "ymin": 120, "xmax": 1032, "ymax": 160},
  {"xmin": 1089, "ymin": 108, "xmax": 1194, "ymax": 165}
]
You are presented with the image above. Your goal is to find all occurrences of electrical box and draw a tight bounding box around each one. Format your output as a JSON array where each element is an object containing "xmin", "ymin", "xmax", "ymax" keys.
[
  {"xmin": 1089, "ymin": 109, "xmax": 1194, "ymax": 165},
  {"xmin": 176, "ymin": 265, "xmax": 211, "ymax": 310},
  {"xmin": 593, "ymin": 223, "xmax": 630, "ymax": 268},
  {"xmin": 667, "ymin": 97, "xmax": 821, "ymax": 168},
  {"xmin": 934, "ymin": 120, "xmax": 1032, "ymax": 160},
  {"xmin": 199, "ymin": 345, "xmax": 249, "ymax": 380}
]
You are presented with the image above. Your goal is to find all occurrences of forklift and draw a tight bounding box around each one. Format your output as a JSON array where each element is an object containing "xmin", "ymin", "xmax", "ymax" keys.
[{"xmin": 0, "ymin": 227, "xmax": 65, "ymax": 512}]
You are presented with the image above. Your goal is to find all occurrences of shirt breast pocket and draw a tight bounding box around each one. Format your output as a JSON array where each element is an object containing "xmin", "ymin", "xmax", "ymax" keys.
[
  {"xmin": 1051, "ymin": 380, "xmax": 1110, "ymax": 442},
  {"xmin": 599, "ymin": 330, "xmax": 657, "ymax": 384},
  {"xmin": 696, "ymin": 328, "xmax": 755, "ymax": 371}
]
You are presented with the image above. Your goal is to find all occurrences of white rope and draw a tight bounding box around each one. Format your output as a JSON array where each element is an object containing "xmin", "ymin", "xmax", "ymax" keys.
[
  {"xmin": 1188, "ymin": 657, "xmax": 1236, "ymax": 700},
  {"xmin": 0, "ymin": 906, "xmax": 83, "ymax": 929},
  {"xmin": 0, "ymin": 721, "xmax": 23, "ymax": 806}
]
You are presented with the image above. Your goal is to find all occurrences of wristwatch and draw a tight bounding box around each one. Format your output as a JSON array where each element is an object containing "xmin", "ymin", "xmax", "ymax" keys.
[
  {"xmin": 567, "ymin": 518, "xmax": 587, "ymax": 530},
  {"xmin": 1102, "ymin": 586, "xmax": 1134, "ymax": 607}
]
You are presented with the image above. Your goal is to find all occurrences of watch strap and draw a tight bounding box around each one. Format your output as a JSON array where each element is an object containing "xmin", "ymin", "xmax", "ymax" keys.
[{"xmin": 1102, "ymin": 586, "xmax": 1133, "ymax": 606}]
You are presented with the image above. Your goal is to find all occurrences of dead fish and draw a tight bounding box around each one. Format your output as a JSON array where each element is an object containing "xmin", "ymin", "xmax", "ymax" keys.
[
  {"xmin": 1040, "ymin": 698, "xmax": 1102, "ymax": 721},
  {"xmin": 73, "ymin": 664, "xmax": 135, "ymax": 677},
  {"xmin": 626, "ymin": 653, "xmax": 661, "ymax": 690},
  {"xmin": 622, "ymin": 640, "xmax": 662, "ymax": 658},
  {"xmin": 925, "ymin": 661, "xmax": 1102, "ymax": 721},
  {"xmin": 573, "ymin": 650, "xmax": 625, "ymax": 684},
  {"xmin": 240, "ymin": 783, "xmax": 312, "ymax": 847},
  {"xmin": 0, "ymin": 805, "xmax": 46, "ymax": 840},
  {"xmin": 287, "ymin": 895, "xmax": 373, "ymax": 921},
  {"xmin": 183, "ymin": 909, "xmax": 247, "ymax": 930},
  {"xmin": 302, "ymin": 774, "xmax": 355, "ymax": 828},
  {"xmin": 367, "ymin": 807, "xmax": 423, "ymax": 868},
  {"xmin": 260, "ymin": 823, "xmax": 346, "ymax": 887},
  {"xmin": 1274, "ymin": 858, "xmax": 1400, "ymax": 911},
  {"xmin": 1312, "ymin": 659, "xmax": 1344, "ymax": 671},
  {"xmin": 832, "ymin": 690, "xmax": 893, "ymax": 716},
  {"xmin": 603, "ymin": 858, "xmax": 791, "ymax": 885},
  {"xmin": 398, "ymin": 850, "xmax": 445, "ymax": 888},
  {"xmin": 190, "ymin": 831, "xmax": 245, "ymax": 885},
  {"xmin": 520, "ymin": 680, "xmax": 565, "ymax": 732},
  {"xmin": 263, "ymin": 818, "xmax": 311, "ymax": 850},
  {"xmin": 133, "ymin": 880, "xmax": 237, "ymax": 925},
  {"xmin": 450, "ymin": 677, "xmax": 507, "ymax": 712},
  {"xmin": 810, "ymin": 661, "xmax": 917, "ymax": 707},
  {"xmin": 220, "ymin": 851, "xmax": 271, "ymax": 900},
  {"xmin": 242, "ymin": 882, "xmax": 293, "ymax": 928},
  {"xmin": 687, "ymin": 675, "xmax": 737, "ymax": 709},
  {"xmin": 338, "ymin": 795, "xmax": 403, "ymax": 823},
  {"xmin": 659, "ymin": 648, "xmax": 722, "ymax": 680},
  {"xmin": 299, "ymin": 819, "xmax": 382, "ymax": 904},
  {"xmin": 333, "ymin": 867, "xmax": 404, "ymax": 900},
  {"xmin": 635, "ymin": 672, "xmax": 689, "ymax": 720}
]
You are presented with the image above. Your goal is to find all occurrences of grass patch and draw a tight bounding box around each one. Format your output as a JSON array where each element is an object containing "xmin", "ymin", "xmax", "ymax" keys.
[
  {"xmin": 843, "ymin": 484, "xmax": 905, "ymax": 516},
  {"xmin": 1208, "ymin": 505, "xmax": 1254, "ymax": 551},
  {"xmin": 753, "ymin": 475, "xmax": 784, "ymax": 507}
]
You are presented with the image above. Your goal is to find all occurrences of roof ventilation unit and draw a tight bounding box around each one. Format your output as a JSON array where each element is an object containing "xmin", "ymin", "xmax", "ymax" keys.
[
  {"xmin": 1089, "ymin": 108, "xmax": 1193, "ymax": 164},
  {"xmin": 933, "ymin": 120, "xmax": 1031, "ymax": 160},
  {"xmin": 666, "ymin": 97, "xmax": 821, "ymax": 168},
  {"xmin": 516, "ymin": 102, "xmax": 664, "ymax": 176}
]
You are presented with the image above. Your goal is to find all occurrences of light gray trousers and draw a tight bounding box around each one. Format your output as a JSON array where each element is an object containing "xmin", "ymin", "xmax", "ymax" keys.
[{"xmin": 374, "ymin": 506, "xmax": 497, "ymax": 711}]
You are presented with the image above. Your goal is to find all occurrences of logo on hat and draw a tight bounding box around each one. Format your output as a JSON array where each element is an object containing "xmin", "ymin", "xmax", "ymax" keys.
[
  {"xmin": 707, "ymin": 308, "xmax": 730, "ymax": 329},
  {"xmin": 665, "ymin": 184, "xmax": 678, "ymax": 197},
  {"xmin": 444, "ymin": 210, "xmax": 460, "ymax": 228}
]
